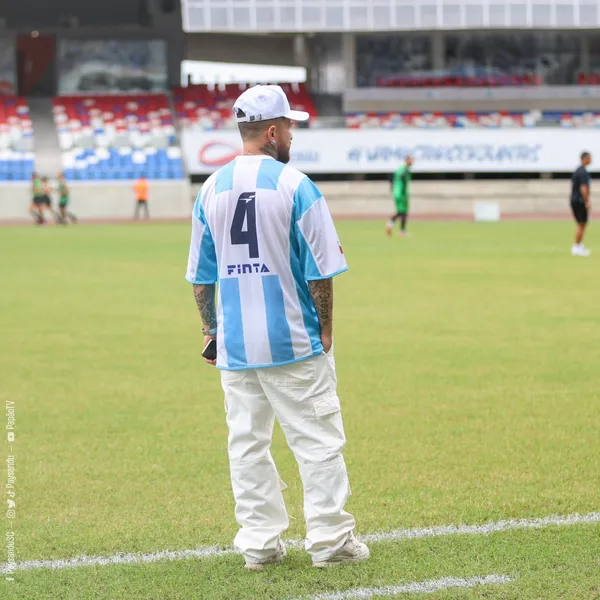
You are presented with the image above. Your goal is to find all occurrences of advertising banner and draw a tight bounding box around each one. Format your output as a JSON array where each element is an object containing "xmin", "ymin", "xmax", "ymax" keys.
[{"xmin": 182, "ymin": 128, "xmax": 598, "ymax": 175}]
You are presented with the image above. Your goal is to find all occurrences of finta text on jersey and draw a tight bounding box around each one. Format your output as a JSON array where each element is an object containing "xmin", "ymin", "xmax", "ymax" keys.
[{"xmin": 227, "ymin": 263, "xmax": 271, "ymax": 276}]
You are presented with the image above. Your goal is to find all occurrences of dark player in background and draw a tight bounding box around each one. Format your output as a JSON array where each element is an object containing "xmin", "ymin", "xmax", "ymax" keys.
[
  {"xmin": 57, "ymin": 173, "xmax": 78, "ymax": 224},
  {"xmin": 386, "ymin": 155, "xmax": 413, "ymax": 238},
  {"xmin": 571, "ymin": 152, "xmax": 592, "ymax": 257}
]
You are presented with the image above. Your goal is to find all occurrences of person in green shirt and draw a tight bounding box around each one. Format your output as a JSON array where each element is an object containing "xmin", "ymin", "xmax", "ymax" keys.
[
  {"xmin": 30, "ymin": 172, "xmax": 45, "ymax": 225},
  {"xmin": 57, "ymin": 173, "xmax": 78, "ymax": 224},
  {"xmin": 385, "ymin": 156, "xmax": 413, "ymax": 238}
]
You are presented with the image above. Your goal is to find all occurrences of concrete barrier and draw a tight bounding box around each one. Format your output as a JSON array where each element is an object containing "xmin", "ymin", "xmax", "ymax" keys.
[
  {"xmin": 193, "ymin": 179, "xmax": 576, "ymax": 218},
  {"xmin": 0, "ymin": 181, "xmax": 192, "ymax": 221},
  {"xmin": 1, "ymin": 179, "xmax": 579, "ymax": 222},
  {"xmin": 317, "ymin": 180, "xmax": 576, "ymax": 218}
]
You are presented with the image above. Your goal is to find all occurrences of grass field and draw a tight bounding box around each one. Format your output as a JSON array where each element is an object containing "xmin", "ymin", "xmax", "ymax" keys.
[{"xmin": 1, "ymin": 220, "xmax": 599, "ymax": 599}]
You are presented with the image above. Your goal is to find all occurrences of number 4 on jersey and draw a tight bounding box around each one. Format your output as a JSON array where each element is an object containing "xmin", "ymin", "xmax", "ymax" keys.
[{"xmin": 230, "ymin": 192, "xmax": 259, "ymax": 259}]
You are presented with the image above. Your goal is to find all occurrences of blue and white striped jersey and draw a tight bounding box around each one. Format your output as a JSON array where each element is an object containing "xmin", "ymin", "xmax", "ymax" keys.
[{"xmin": 186, "ymin": 155, "xmax": 348, "ymax": 370}]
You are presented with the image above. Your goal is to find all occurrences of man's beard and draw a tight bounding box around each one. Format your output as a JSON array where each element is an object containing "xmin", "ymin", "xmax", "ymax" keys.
[{"xmin": 276, "ymin": 145, "xmax": 291, "ymax": 164}]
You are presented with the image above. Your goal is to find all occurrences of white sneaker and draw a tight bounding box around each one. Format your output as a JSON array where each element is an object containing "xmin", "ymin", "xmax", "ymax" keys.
[
  {"xmin": 572, "ymin": 245, "xmax": 591, "ymax": 257},
  {"xmin": 244, "ymin": 539, "xmax": 286, "ymax": 571},
  {"xmin": 313, "ymin": 532, "xmax": 370, "ymax": 568}
]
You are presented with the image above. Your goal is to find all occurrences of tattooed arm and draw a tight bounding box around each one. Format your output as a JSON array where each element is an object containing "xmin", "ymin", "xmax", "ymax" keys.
[
  {"xmin": 193, "ymin": 284, "xmax": 217, "ymax": 331},
  {"xmin": 193, "ymin": 284, "xmax": 217, "ymax": 364},
  {"xmin": 308, "ymin": 278, "xmax": 333, "ymax": 353}
]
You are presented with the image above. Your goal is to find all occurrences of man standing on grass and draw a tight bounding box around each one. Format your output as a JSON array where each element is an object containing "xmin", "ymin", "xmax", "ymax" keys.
[
  {"xmin": 570, "ymin": 152, "xmax": 592, "ymax": 257},
  {"xmin": 186, "ymin": 85, "xmax": 369, "ymax": 570},
  {"xmin": 386, "ymin": 155, "xmax": 413, "ymax": 237},
  {"xmin": 57, "ymin": 172, "xmax": 78, "ymax": 225},
  {"xmin": 133, "ymin": 175, "xmax": 150, "ymax": 220}
]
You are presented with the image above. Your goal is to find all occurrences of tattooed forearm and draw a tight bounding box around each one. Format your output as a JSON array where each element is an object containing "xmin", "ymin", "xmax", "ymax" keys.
[
  {"xmin": 259, "ymin": 143, "xmax": 278, "ymax": 159},
  {"xmin": 193, "ymin": 284, "xmax": 217, "ymax": 331},
  {"xmin": 308, "ymin": 278, "xmax": 333, "ymax": 336}
]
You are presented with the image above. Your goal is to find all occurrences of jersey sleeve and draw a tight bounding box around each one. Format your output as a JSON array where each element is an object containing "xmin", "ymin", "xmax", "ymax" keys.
[
  {"xmin": 583, "ymin": 170, "xmax": 591, "ymax": 187},
  {"xmin": 185, "ymin": 192, "xmax": 218, "ymax": 284},
  {"xmin": 293, "ymin": 176, "xmax": 348, "ymax": 281}
]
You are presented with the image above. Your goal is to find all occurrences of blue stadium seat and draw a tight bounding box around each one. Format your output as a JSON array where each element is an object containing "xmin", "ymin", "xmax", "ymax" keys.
[{"xmin": 54, "ymin": 94, "xmax": 185, "ymax": 180}]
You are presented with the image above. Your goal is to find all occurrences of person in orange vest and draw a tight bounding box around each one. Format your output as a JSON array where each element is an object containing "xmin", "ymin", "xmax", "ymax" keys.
[{"xmin": 133, "ymin": 175, "xmax": 150, "ymax": 220}]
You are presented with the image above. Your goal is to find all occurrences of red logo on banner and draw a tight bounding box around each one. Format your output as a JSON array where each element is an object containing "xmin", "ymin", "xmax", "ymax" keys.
[{"xmin": 198, "ymin": 141, "xmax": 241, "ymax": 167}]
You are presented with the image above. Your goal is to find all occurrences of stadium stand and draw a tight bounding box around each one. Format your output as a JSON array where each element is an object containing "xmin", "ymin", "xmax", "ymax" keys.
[
  {"xmin": 345, "ymin": 111, "xmax": 540, "ymax": 129},
  {"xmin": 52, "ymin": 94, "xmax": 184, "ymax": 180},
  {"xmin": 173, "ymin": 83, "xmax": 318, "ymax": 131},
  {"xmin": 345, "ymin": 110, "xmax": 600, "ymax": 129},
  {"xmin": 374, "ymin": 73, "xmax": 544, "ymax": 88},
  {"xmin": 0, "ymin": 96, "xmax": 35, "ymax": 181},
  {"xmin": 555, "ymin": 111, "xmax": 600, "ymax": 128},
  {"xmin": 357, "ymin": 33, "xmax": 580, "ymax": 88}
]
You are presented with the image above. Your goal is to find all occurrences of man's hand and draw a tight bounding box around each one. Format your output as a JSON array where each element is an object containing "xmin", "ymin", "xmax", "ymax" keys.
[
  {"xmin": 321, "ymin": 334, "xmax": 333, "ymax": 354},
  {"xmin": 203, "ymin": 334, "xmax": 217, "ymax": 366},
  {"xmin": 193, "ymin": 284, "xmax": 218, "ymax": 366}
]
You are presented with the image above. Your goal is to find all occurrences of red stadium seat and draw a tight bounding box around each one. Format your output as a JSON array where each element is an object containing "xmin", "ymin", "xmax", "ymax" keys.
[
  {"xmin": 370, "ymin": 72, "xmax": 545, "ymax": 88},
  {"xmin": 0, "ymin": 96, "xmax": 35, "ymax": 181},
  {"xmin": 343, "ymin": 110, "xmax": 546, "ymax": 130},
  {"xmin": 173, "ymin": 83, "xmax": 319, "ymax": 131},
  {"xmin": 52, "ymin": 94, "xmax": 183, "ymax": 180}
]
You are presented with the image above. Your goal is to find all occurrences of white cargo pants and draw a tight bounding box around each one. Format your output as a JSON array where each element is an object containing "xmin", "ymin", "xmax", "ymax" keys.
[{"xmin": 220, "ymin": 349, "xmax": 356, "ymax": 564}]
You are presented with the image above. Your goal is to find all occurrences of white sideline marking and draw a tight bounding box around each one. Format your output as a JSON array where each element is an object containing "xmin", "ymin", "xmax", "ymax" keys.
[
  {"xmin": 298, "ymin": 574, "xmax": 514, "ymax": 600},
  {"xmin": 359, "ymin": 511, "xmax": 600, "ymax": 545},
  {"xmin": 0, "ymin": 547, "xmax": 234, "ymax": 574},
  {"xmin": 2, "ymin": 511, "xmax": 598, "ymax": 574}
]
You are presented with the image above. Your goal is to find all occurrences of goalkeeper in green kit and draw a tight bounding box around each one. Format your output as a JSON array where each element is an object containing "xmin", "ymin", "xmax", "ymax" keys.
[{"xmin": 385, "ymin": 155, "xmax": 413, "ymax": 238}]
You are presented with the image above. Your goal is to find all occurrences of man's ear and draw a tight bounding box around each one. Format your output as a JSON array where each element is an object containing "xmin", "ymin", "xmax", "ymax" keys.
[{"xmin": 267, "ymin": 124, "xmax": 277, "ymax": 142}]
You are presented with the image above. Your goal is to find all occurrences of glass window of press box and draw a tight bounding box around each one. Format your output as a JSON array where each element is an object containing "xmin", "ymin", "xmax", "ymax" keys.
[
  {"xmin": 58, "ymin": 40, "xmax": 168, "ymax": 95},
  {"xmin": 356, "ymin": 32, "xmax": 596, "ymax": 87},
  {"xmin": 181, "ymin": 0, "xmax": 600, "ymax": 31}
]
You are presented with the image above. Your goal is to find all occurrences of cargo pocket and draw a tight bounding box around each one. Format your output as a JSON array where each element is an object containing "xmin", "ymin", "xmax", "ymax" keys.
[{"xmin": 312, "ymin": 394, "xmax": 341, "ymax": 418}]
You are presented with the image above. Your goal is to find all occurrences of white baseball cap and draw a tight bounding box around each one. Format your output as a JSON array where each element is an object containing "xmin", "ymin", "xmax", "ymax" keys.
[{"xmin": 233, "ymin": 85, "xmax": 310, "ymax": 123}]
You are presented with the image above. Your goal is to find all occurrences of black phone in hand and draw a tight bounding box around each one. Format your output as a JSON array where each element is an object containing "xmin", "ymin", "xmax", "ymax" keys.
[{"xmin": 202, "ymin": 338, "xmax": 217, "ymax": 361}]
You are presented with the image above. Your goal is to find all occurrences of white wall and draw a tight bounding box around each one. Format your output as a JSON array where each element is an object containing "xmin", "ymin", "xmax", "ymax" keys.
[
  {"xmin": 0, "ymin": 181, "xmax": 192, "ymax": 221},
  {"xmin": 189, "ymin": 179, "xmax": 578, "ymax": 218},
  {"xmin": 1, "ymin": 179, "xmax": 580, "ymax": 222},
  {"xmin": 316, "ymin": 179, "xmax": 576, "ymax": 217}
]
